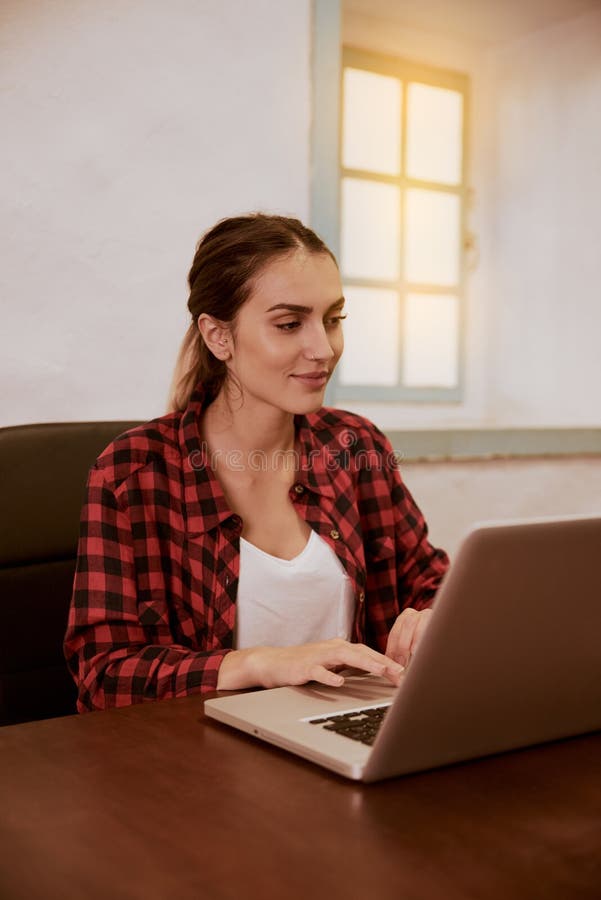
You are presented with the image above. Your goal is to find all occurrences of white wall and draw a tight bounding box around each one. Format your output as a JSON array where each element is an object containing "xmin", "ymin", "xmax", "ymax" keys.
[
  {"xmin": 4, "ymin": 2, "xmax": 600, "ymax": 430},
  {"xmin": 489, "ymin": 8, "xmax": 601, "ymax": 427},
  {"xmin": 403, "ymin": 456, "xmax": 601, "ymax": 559},
  {"xmin": 342, "ymin": 7, "xmax": 601, "ymax": 430},
  {"xmin": 1, "ymin": 0, "xmax": 311, "ymax": 426}
]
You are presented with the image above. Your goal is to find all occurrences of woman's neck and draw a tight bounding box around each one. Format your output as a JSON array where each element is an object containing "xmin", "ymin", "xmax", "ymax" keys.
[{"xmin": 202, "ymin": 390, "xmax": 296, "ymax": 462}]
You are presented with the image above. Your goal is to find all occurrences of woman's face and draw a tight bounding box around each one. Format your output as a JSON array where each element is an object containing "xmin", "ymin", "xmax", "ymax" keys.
[{"xmin": 226, "ymin": 250, "xmax": 345, "ymax": 416}]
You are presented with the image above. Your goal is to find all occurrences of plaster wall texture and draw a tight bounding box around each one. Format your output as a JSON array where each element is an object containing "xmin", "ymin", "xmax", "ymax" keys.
[
  {"xmin": 403, "ymin": 456, "xmax": 601, "ymax": 559},
  {"xmin": 1, "ymin": 0, "xmax": 311, "ymax": 425}
]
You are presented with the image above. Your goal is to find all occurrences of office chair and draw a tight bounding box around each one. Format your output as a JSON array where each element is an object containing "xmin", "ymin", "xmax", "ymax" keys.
[{"xmin": 0, "ymin": 420, "xmax": 142, "ymax": 726}]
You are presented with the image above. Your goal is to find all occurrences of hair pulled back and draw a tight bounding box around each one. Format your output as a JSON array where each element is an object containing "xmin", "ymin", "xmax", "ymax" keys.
[{"xmin": 168, "ymin": 212, "xmax": 337, "ymax": 411}]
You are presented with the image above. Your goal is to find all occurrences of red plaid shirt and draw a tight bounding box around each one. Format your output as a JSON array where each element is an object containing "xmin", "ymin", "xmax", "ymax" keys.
[{"xmin": 65, "ymin": 386, "xmax": 449, "ymax": 712}]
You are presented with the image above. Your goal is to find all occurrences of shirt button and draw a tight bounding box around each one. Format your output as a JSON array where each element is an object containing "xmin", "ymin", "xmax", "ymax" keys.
[
  {"xmin": 358, "ymin": 591, "xmax": 365, "ymax": 604},
  {"xmin": 330, "ymin": 529, "xmax": 340, "ymax": 540},
  {"xmin": 294, "ymin": 483, "xmax": 304, "ymax": 494},
  {"xmin": 230, "ymin": 515, "xmax": 242, "ymax": 527}
]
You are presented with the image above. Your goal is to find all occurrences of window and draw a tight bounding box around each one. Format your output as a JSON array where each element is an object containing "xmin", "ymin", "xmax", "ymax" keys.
[{"xmin": 333, "ymin": 48, "xmax": 469, "ymax": 403}]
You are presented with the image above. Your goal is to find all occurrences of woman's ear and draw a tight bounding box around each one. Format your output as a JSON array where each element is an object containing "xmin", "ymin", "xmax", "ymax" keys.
[{"xmin": 197, "ymin": 315, "xmax": 232, "ymax": 361}]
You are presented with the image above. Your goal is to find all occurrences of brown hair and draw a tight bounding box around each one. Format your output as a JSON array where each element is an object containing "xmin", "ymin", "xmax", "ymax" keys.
[{"xmin": 168, "ymin": 212, "xmax": 337, "ymax": 411}]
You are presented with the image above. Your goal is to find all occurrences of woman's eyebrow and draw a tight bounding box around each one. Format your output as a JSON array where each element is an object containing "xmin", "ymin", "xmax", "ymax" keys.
[{"xmin": 266, "ymin": 297, "xmax": 345, "ymax": 314}]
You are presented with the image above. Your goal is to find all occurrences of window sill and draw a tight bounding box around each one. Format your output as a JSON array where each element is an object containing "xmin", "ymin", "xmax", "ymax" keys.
[{"xmin": 386, "ymin": 428, "xmax": 601, "ymax": 462}]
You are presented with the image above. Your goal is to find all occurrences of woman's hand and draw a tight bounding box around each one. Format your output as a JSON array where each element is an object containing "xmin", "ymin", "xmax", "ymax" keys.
[
  {"xmin": 216, "ymin": 638, "xmax": 405, "ymax": 691},
  {"xmin": 385, "ymin": 607, "xmax": 434, "ymax": 667}
]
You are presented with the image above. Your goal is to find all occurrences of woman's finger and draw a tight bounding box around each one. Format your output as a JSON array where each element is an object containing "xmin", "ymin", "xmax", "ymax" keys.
[
  {"xmin": 309, "ymin": 664, "xmax": 345, "ymax": 687},
  {"xmin": 386, "ymin": 609, "xmax": 420, "ymax": 665},
  {"xmin": 335, "ymin": 642, "xmax": 403, "ymax": 679},
  {"xmin": 411, "ymin": 608, "xmax": 433, "ymax": 652}
]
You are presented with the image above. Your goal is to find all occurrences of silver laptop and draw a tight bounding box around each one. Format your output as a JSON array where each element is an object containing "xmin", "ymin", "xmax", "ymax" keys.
[{"xmin": 205, "ymin": 515, "xmax": 601, "ymax": 782}]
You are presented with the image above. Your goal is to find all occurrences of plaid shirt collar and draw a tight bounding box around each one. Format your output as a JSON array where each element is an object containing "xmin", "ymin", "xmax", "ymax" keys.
[{"xmin": 178, "ymin": 384, "xmax": 336, "ymax": 535}]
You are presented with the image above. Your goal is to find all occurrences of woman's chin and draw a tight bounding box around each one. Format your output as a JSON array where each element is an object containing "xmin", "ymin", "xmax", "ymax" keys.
[{"xmin": 295, "ymin": 396, "xmax": 327, "ymax": 415}]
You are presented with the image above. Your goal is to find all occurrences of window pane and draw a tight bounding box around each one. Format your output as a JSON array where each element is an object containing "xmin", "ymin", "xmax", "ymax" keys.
[
  {"xmin": 342, "ymin": 68, "xmax": 402, "ymax": 176},
  {"xmin": 337, "ymin": 286, "xmax": 399, "ymax": 386},
  {"xmin": 402, "ymin": 293, "xmax": 459, "ymax": 387},
  {"xmin": 406, "ymin": 83, "xmax": 463, "ymax": 185},
  {"xmin": 341, "ymin": 178, "xmax": 401, "ymax": 281},
  {"xmin": 405, "ymin": 189, "xmax": 460, "ymax": 286}
]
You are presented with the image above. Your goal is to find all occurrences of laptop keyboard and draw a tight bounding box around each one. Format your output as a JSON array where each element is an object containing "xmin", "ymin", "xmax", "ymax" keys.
[{"xmin": 307, "ymin": 705, "xmax": 390, "ymax": 746}]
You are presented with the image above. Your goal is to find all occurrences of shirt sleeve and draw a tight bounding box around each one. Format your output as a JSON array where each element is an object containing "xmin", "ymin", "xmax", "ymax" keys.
[
  {"xmin": 388, "ymin": 461, "xmax": 449, "ymax": 611},
  {"xmin": 64, "ymin": 466, "xmax": 231, "ymax": 712},
  {"xmin": 359, "ymin": 428, "xmax": 450, "ymax": 652}
]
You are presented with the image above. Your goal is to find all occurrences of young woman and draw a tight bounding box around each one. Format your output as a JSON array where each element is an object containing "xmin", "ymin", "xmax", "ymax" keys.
[{"xmin": 64, "ymin": 213, "xmax": 449, "ymax": 712}]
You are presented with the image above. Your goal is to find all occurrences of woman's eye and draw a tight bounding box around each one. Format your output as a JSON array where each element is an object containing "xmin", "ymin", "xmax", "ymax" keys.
[
  {"xmin": 275, "ymin": 314, "xmax": 346, "ymax": 332},
  {"xmin": 325, "ymin": 314, "xmax": 347, "ymax": 328}
]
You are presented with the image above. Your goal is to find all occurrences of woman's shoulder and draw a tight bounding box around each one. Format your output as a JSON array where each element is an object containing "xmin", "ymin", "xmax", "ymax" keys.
[{"xmin": 92, "ymin": 410, "xmax": 184, "ymax": 487}]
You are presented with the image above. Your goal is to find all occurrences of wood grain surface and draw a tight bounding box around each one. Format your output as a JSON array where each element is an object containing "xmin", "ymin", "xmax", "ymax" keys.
[{"xmin": 1, "ymin": 693, "xmax": 600, "ymax": 900}]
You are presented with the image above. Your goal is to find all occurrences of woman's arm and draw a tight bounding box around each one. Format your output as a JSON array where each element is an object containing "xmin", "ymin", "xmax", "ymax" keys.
[
  {"xmin": 383, "ymin": 445, "xmax": 449, "ymax": 664},
  {"xmin": 391, "ymin": 475, "xmax": 449, "ymax": 610},
  {"xmin": 64, "ymin": 467, "xmax": 231, "ymax": 712},
  {"xmin": 358, "ymin": 426, "xmax": 449, "ymax": 663}
]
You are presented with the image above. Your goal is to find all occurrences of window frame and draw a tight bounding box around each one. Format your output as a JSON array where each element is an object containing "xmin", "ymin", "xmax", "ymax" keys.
[
  {"xmin": 310, "ymin": 0, "xmax": 598, "ymax": 458},
  {"xmin": 332, "ymin": 45, "xmax": 470, "ymax": 405}
]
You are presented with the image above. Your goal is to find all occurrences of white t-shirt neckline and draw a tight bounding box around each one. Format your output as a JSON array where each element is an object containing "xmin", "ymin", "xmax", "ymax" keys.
[
  {"xmin": 239, "ymin": 528, "xmax": 315, "ymax": 567},
  {"xmin": 235, "ymin": 528, "xmax": 355, "ymax": 650}
]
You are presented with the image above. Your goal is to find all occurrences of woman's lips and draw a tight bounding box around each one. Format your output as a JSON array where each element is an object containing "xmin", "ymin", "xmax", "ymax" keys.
[{"xmin": 290, "ymin": 371, "xmax": 329, "ymax": 388}]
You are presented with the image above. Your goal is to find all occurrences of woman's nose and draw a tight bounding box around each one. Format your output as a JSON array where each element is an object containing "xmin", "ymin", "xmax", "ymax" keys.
[{"xmin": 304, "ymin": 325, "xmax": 336, "ymax": 362}]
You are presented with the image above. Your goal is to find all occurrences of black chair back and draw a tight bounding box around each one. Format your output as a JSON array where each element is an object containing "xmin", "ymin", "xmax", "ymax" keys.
[{"xmin": 0, "ymin": 421, "xmax": 141, "ymax": 725}]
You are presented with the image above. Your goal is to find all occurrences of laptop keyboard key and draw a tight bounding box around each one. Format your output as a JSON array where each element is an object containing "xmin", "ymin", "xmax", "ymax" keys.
[{"xmin": 307, "ymin": 705, "xmax": 390, "ymax": 746}]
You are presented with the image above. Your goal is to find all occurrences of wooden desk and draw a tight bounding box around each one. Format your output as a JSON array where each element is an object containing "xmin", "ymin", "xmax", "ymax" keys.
[{"xmin": 1, "ymin": 695, "xmax": 600, "ymax": 900}]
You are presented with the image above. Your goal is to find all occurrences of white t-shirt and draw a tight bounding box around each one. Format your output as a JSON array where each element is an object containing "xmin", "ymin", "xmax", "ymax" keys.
[{"xmin": 234, "ymin": 529, "xmax": 355, "ymax": 650}]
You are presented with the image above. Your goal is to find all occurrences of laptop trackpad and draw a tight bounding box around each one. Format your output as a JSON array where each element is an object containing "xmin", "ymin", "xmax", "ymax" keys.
[{"xmin": 291, "ymin": 673, "xmax": 399, "ymax": 706}]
